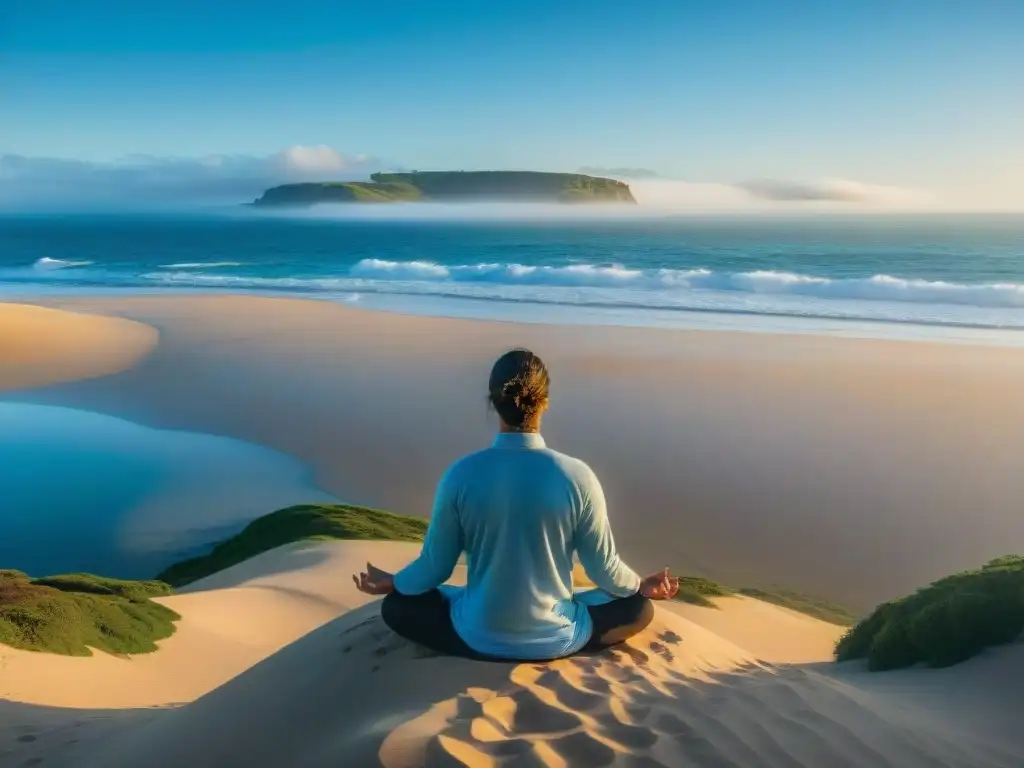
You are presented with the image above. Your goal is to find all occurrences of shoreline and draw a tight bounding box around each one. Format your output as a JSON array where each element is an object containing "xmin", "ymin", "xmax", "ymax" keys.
[
  {"xmin": 5, "ymin": 293, "xmax": 1024, "ymax": 610},
  {"xmin": 6, "ymin": 286, "xmax": 1024, "ymax": 348}
]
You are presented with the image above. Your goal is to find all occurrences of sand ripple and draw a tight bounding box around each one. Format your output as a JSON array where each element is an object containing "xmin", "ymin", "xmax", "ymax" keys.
[{"xmin": 381, "ymin": 619, "xmax": 1019, "ymax": 768}]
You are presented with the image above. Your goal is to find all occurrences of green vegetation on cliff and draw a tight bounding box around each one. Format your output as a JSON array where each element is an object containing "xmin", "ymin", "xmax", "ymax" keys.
[
  {"xmin": 252, "ymin": 171, "xmax": 636, "ymax": 207},
  {"xmin": 0, "ymin": 570, "xmax": 178, "ymax": 656},
  {"xmin": 158, "ymin": 503, "xmax": 428, "ymax": 587},
  {"xmin": 835, "ymin": 555, "xmax": 1024, "ymax": 670}
]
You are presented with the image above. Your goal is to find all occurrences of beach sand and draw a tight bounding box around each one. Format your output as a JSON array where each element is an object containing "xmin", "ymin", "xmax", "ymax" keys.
[
  {"xmin": 3, "ymin": 296, "xmax": 1024, "ymax": 766},
  {"xmin": 0, "ymin": 303, "xmax": 156, "ymax": 392},
  {"xmin": 11, "ymin": 294, "xmax": 1024, "ymax": 609},
  {"xmin": 3, "ymin": 539, "xmax": 1021, "ymax": 768}
]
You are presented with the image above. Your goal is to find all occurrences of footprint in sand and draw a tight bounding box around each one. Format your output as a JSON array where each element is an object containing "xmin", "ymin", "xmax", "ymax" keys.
[
  {"xmin": 412, "ymin": 646, "xmax": 444, "ymax": 660},
  {"xmin": 339, "ymin": 615, "xmax": 379, "ymax": 637}
]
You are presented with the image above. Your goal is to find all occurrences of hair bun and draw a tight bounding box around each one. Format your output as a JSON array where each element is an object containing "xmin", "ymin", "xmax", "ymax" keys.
[{"xmin": 488, "ymin": 349, "xmax": 550, "ymax": 429}]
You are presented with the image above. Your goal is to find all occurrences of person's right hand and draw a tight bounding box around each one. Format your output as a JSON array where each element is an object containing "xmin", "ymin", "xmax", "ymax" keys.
[
  {"xmin": 352, "ymin": 561, "xmax": 395, "ymax": 596},
  {"xmin": 639, "ymin": 568, "xmax": 680, "ymax": 600}
]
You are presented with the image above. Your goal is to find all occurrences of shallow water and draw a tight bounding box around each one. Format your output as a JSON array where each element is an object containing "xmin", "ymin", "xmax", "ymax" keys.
[{"xmin": 0, "ymin": 403, "xmax": 335, "ymax": 578}]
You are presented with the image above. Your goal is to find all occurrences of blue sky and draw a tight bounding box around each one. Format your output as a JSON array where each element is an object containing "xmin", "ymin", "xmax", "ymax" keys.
[{"xmin": 2, "ymin": 1, "xmax": 1022, "ymax": 209}]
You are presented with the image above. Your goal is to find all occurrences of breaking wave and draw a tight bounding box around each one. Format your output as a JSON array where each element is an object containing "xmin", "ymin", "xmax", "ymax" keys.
[
  {"xmin": 10, "ymin": 258, "xmax": 1024, "ymax": 330},
  {"xmin": 338, "ymin": 259, "xmax": 1024, "ymax": 309},
  {"xmin": 33, "ymin": 257, "xmax": 94, "ymax": 271}
]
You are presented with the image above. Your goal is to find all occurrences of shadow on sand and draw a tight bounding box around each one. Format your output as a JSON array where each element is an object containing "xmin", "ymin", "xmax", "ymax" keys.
[
  {"xmin": 0, "ymin": 700, "xmax": 165, "ymax": 768},
  {"xmin": 18, "ymin": 603, "xmax": 1015, "ymax": 768}
]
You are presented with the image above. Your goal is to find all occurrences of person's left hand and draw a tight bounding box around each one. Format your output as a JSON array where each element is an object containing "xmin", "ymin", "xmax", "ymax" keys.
[{"xmin": 352, "ymin": 562, "xmax": 395, "ymax": 596}]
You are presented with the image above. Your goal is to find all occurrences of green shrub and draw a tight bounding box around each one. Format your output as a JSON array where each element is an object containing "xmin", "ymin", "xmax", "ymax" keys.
[
  {"xmin": 835, "ymin": 555, "xmax": 1024, "ymax": 670},
  {"xmin": 866, "ymin": 614, "xmax": 919, "ymax": 671},
  {"xmin": 0, "ymin": 570, "xmax": 178, "ymax": 656},
  {"xmin": 158, "ymin": 503, "xmax": 428, "ymax": 587},
  {"xmin": 834, "ymin": 601, "xmax": 897, "ymax": 660}
]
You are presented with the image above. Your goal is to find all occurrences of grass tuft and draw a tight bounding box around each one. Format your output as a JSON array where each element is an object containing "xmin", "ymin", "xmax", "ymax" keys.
[{"xmin": 671, "ymin": 576, "xmax": 734, "ymax": 608}]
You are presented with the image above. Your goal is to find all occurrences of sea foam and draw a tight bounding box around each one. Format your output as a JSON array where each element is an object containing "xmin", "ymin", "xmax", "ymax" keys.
[
  {"xmin": 348, "ymin": 259, "xmax": 1024, "ymax": 308},
  {"xmin": 33, "ymin": 257, "xmax": 95, "ymax": 271}
]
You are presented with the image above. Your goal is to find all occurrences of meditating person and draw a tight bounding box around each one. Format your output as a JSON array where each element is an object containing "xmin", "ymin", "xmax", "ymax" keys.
[{"xmin": 352, "ymin": 348, "xmax": 680, "ymax": 661}]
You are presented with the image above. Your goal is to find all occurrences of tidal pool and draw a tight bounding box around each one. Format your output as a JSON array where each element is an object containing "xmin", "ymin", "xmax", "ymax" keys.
[{"xmin": 0, "ymin": 402, "xmax": 335, "ymax": 578}]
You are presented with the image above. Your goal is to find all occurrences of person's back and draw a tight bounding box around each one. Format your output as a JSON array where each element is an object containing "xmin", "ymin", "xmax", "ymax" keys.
[
  {"xmin": 444, "ymin": 435, "xmax": 639, "ymax": 658},
  {"xmin": 352, "ymin": 348, "xmax": 681, "ymax": 661}
]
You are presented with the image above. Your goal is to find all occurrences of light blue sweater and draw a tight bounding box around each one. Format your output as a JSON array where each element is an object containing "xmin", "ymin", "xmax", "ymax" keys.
[{"xmin": 392, "ymin": 432, "xmax": 642, "ymax": 660}]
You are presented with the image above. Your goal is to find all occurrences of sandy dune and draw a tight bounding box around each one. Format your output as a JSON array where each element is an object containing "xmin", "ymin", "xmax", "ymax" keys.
[
  {"xmin": 0, "ymin": 303, "xmax": 156, "ymax": 391},
  {"xmin": 1, "ymin": 540, "xmax": 424, "ymax": 710},
  {"xmin": 3, "ymin": 540, "xmax": 1021, "ymax": 768},
  {"xmin": 662, "ymin": 596, "xmax": 845, "ymax": 664}
]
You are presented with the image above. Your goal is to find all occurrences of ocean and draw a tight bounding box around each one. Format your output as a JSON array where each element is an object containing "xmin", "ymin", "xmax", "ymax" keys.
[{"xmin": 2, "ymin": 210, "xmax": 1024, "ymax": 343}]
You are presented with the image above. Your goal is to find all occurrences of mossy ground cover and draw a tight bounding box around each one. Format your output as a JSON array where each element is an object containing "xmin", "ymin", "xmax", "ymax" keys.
[
  {"xmin": 0, "ymin": 570, "xmax": 178, "ymax": 656},
  {"xmin": 158, "ymin": 504, "xmax": 428, "ymax": 587},
  {"xmin": 671, "ymin": 576, "xmax": 735, "ymax": 608},
  {"xmin": 668, "ymin": 575, "xmax": 855, "ymax": 625},
  {"xmin": 835, "ymin": 555, "xmax": 1024, "ymax": 671},
  {"xmin": 738, "ymin": 587, "xmax": 858, "ymax": 626}
]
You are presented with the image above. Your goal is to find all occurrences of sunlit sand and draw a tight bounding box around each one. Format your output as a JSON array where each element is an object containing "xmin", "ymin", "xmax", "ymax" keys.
[{"xmin": 2, "ymin": 298, "xmax": 1023, "ymax": 766}]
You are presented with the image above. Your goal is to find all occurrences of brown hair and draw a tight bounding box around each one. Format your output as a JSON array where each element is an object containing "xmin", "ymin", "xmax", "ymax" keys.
[{"xmin": 488, "ymin": 348, "xmax": 550, "ymax": 430}]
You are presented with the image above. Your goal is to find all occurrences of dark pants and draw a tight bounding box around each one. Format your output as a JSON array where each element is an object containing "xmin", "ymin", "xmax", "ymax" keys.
[{"xmin": 380, "ymin": 589, "xmax": 655, "ymax": 662}]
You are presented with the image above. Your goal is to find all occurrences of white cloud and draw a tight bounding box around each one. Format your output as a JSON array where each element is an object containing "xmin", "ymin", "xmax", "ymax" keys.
[
  {"xmin": 273, "ymin": 145, "xmax": 352, "ymax": 174},
  {"xmin": 0, "ymin": 146, "xmax": 390, "ymax": 209}
]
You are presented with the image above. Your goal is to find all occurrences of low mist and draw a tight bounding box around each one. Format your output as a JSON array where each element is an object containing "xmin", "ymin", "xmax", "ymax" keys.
[{"xmin": 0, "ymin": 145, "xmax": 962, "ymax": 216}]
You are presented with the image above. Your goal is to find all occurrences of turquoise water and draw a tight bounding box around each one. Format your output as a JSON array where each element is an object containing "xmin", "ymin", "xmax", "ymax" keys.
[
  {"xmin": 0, "ymin": 403, "xmax": 334, "ymax": 579},
  {"xmin": 1, "ymin": 211, "xmax": 1023, "ymax": 338}
]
